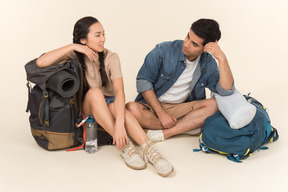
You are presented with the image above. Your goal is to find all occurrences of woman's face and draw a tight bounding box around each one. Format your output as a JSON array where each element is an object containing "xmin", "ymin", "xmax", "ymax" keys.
[
  {"xmin": 182, "ymin": 30, "xmax": 204, "ymax": 61},
  {"xmin": 82, "ymin": 22, "xmax": 106, "ymax": 52}
]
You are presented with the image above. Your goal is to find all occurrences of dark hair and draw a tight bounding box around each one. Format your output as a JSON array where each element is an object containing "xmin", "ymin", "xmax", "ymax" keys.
[
  {"xmin": 73, "ymin": 16, "xmax": 108, "ymax": 92},
  {"xmin": 191, "ymin": 19, "xmax": 221, "ymax": 46}
]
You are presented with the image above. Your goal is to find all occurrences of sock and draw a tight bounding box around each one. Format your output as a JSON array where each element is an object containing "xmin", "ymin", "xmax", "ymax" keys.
[{"xmin": 141, "ymin": 142, "xmax": 147, "ymax": 150}]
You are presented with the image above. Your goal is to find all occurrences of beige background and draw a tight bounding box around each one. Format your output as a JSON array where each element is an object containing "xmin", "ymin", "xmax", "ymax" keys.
[{"xmin": 1, "ymin": 0, "xmax": 288, "ymax": 191}]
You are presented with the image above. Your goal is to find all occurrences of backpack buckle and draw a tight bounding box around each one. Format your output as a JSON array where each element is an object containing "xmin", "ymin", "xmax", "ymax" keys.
[
  {"xmin": 44, "ymin": 120, "xmax": 49, "ymax": 126},
  {"xmin": 43, "ymin": 91, "xmax": 48, "ymax": 98},
  {"xmin": 69, "ymin": 98, "xmax": 75, "ymax": 104}
]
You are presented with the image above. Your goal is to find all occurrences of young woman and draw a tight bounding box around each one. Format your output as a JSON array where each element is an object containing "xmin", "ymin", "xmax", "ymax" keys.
[{"xmin": 36, "ymin": 16, "xmax": 173, "ymax": 177}]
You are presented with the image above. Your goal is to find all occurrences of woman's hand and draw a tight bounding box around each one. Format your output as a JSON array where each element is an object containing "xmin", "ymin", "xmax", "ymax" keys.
[
  {"xmin": 111, "ymin": 78, "xmax": 128, "ymax": 150},
  {"xmin": 113, "ymin": 123, "xmax": 129, "ymax": 150},
  {"xmin": 73, "ymin": 44, "xmax": 98, "ymax": 62}
]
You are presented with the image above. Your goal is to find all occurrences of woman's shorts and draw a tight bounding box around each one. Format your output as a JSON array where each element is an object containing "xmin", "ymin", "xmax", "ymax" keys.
[{"xmin": 105, "ymin": 96, "xmax": 115, "ymax": 106}]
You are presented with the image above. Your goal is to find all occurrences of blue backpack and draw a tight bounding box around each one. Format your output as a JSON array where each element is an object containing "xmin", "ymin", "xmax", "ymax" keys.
[{"xmin": 193, "ymin": 95, "xmax": 279, "ymax": 162}]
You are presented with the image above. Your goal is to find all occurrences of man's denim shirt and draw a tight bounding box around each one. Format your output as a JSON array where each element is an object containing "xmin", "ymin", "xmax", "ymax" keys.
[{"xmin": 135, "ymin": 40, "xmax": 235, "ymax": 103}]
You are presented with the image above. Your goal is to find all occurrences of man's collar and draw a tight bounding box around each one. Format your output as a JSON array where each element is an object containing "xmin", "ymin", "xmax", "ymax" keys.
[{"xmin": 179, "ymin": 51, "xmax": 186, "ymax": 62}]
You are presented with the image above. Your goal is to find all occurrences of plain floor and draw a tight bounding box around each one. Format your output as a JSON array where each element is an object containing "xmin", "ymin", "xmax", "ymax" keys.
[{"xmin": 1, "ymin": 112, "xmax": 287, "ymax": 192}]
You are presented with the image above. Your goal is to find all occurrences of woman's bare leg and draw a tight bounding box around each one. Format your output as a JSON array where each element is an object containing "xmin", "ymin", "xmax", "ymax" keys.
[
  {"xmin": 82, "ymin": 88, "xmax": 115, "ymax": 135},
  {"xmin": 109, "ymin": 103, "xmax": 149, "ymax": 146}
]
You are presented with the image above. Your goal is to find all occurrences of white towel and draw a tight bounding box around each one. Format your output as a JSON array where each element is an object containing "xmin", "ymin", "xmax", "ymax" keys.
[{"xmin": 214, "ymin": 90, "xmax": 256, "ymax": 129}]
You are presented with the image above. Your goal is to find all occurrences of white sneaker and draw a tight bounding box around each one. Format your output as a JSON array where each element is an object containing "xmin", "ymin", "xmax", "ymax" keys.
[
  {"xmin": 121, "ymin": 141, "xmax": 146, "ymax": 170},
  {"xmin": 183, "ymin": 128, "xmax": 202, "ymax": 136},
  {"xmin": 147, "ymin": 130, "xmax": 165, "ymax": 142},
  {"xmin": 143, "ymin": 142, "xmax": 174, "ymax": 177}
]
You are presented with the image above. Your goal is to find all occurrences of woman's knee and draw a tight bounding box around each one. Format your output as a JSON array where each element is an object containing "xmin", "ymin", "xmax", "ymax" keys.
[
  {"xmin": 82, "ymin": 88, "xmax": 105, "ymax": 114},
  {"xmin": 85, "ymin": 87, "xmax": 104, "ymax": 101}
]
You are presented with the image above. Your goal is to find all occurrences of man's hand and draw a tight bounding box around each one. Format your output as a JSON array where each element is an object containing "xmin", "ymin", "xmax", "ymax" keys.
[
  {"xmin": 158, "ymin": 111, "xmax": 177, "ymax": 129},
  {"xmin": 204, "ymin": 41, "xmax": 234, "ymax": 90},
  {"xmin": 204, "ymin": 41, "xmax": 226, "ymax": 62}
]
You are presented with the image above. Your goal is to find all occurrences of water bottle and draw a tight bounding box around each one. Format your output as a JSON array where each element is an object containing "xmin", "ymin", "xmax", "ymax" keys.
[{"xmin": 85, "ymin": 115, "xmax": 98, "ymax": 153}]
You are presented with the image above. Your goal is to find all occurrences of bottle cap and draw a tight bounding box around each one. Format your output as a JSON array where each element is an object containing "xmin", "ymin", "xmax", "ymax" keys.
[{"xmin": 87, "ymin": 115, "xmax": 95, "ymax": 123}]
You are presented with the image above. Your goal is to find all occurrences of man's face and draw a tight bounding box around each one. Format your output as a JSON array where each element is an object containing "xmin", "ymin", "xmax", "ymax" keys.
[{"xmin": 182, "ymin": 30, "xmax": 204, "ymax": 61}]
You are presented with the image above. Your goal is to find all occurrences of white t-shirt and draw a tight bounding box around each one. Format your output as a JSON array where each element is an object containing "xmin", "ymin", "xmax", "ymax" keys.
[{"xmin": 158, "ymin": 55, "xmax": 201, "ymax": 103}]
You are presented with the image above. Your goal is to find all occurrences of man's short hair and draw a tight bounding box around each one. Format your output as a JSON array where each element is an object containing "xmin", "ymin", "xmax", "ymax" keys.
[{"xmin": 191, "ymin": 19, "xmax": 221, "ymax": 46}]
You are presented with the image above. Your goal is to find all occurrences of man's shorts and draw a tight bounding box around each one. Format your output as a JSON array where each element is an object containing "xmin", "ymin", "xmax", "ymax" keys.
[
  {"xmin": 139, "ymin": 101, "xmax": 202, "ymax": 135},
  {"xmin": 139, "ymin": 101, "xmax": 198, "ymax": 120}
]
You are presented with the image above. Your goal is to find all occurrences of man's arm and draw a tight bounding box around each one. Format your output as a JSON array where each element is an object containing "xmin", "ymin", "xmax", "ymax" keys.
[
  {"xmin": 136, "ymin": 43, "xmax": 177, "ymax": 129},
  {"xmin": 142, "ymin": 89, "xmax": 177, "ymax": 129},
  {"xmin": 204, "ymin": 41, "xmax": 234, "ymax": 90}
]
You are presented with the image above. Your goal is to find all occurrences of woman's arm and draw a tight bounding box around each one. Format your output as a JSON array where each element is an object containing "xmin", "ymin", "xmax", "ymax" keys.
[
  {"xmin": 36, "ymin": 44, "xmax": 98, "ymax": 68},
  {"xmin": 112, "ymin": 77, "xmax": 129, "ymax": 149}
]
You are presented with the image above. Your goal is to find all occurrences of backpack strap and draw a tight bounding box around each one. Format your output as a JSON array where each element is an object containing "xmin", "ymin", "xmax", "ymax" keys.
[
  {"xmin": 25, "ymin": 81, "xmax": 32, "ymax": 113},
  {"xmin": 262, "ymin": 125, "xmax": 279, "ymax": 144},
  {"xmin": 69, "ymin": 97, "xmax": 79, "ymax": 145},
  {"xmin": 37, "ymin": 84, "xmax": 50, "ymax": 127},
  {"xmin": 43, "ymin": 89, "xmax": 50, "ymax": 127}
]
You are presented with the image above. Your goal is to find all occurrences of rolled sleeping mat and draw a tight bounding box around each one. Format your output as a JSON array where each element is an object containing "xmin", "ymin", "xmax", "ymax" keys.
[{"xmin": 46, "ymin": 70, "xmax": 79, "ymax": 98}]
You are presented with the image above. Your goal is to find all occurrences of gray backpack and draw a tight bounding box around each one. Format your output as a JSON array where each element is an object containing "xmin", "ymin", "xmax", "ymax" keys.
[
  {"xmin": 25, "ymin": 58, "xmax": 114, "ymax": 150},
  {"xmin": 25, "ymin": 58, "xmax": 85, "ymax": 150}
]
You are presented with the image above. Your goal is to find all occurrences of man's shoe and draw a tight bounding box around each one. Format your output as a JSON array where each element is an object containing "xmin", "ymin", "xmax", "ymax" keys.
[
  {"xmin": 121, "ymin": 141, "xmax": 146, "ymax": 170},
  {"xmin": 143, "ymin": 142, "xmax": 174, "ymax": 177},
  {"xmin": 147, "ymin": 130, "xmax": 165, "ymax": 142}
]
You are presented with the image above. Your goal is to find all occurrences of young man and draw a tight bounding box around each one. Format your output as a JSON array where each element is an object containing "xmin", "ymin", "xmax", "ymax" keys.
[{"xmin": 126, "ymin": 19, "xmax": 235, "ymax": 141}]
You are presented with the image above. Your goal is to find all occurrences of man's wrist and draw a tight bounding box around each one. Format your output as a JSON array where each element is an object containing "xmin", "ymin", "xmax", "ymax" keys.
[
  {"xmin": 217, "ymin": 54, "xmax": 227, "ymax": 64},
  {"xmin": 155, "ymin": 107, "xmax": 166, "ymax": 118}
]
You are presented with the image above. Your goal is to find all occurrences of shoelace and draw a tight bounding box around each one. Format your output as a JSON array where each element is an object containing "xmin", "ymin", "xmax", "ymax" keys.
[
  {"xmin": 123, "ymin": 142, "xmax": 137, "ymax": 157},
  {"xmin": 143, "ymin": 142, "xmax": 164, "ymax": 164}
]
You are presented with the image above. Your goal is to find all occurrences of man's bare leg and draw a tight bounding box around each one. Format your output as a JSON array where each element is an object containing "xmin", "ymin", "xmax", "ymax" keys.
[
  {"xmin": 126, "ymin": 102, "xmax": 163, "ymax": 129},
  {"xmin": 162, "ymin": 98, "xmax": 218, "ymax": 139}
]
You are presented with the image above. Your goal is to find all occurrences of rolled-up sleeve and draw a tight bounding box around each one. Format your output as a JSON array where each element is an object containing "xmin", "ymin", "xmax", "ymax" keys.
[
  {"xmin": 216, "ymin": 81, "xmax": 235, "ymax": 96},
  {"xmin": 136, "ymin": 79, "xmax": 154, "ymax": 93},
  {"xmin": 205, "ymin": 58, "xmax": 235, "ymax": 96}
]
